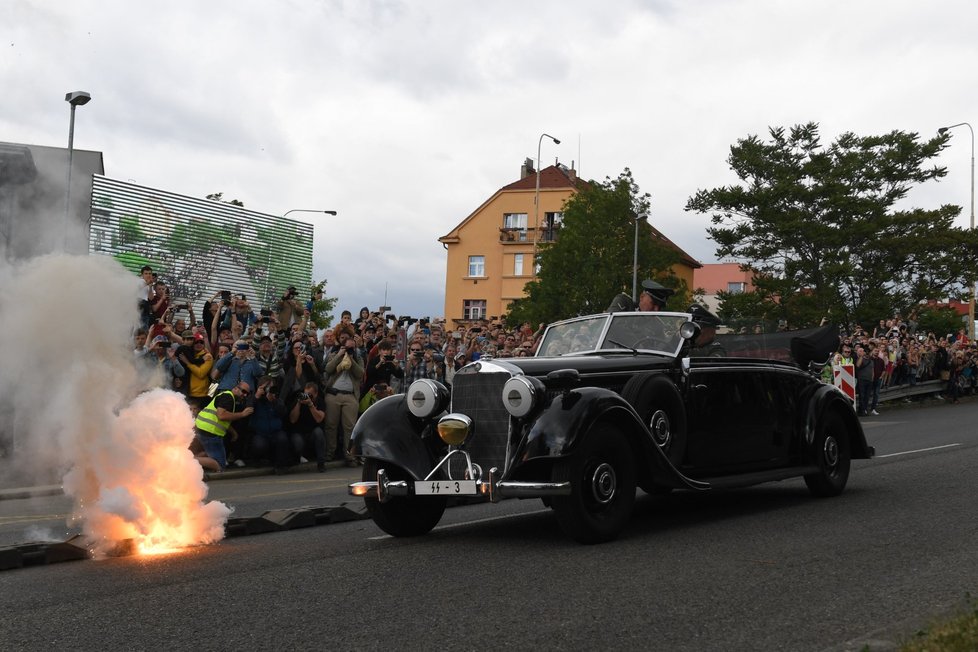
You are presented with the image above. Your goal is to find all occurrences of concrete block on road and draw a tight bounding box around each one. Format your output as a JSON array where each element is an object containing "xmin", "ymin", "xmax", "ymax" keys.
[
  {"xmin": 224, "ymin": 517, "xmax": 252, "ymax": 538},
  {"xmin": 43, "ymin": 535, "xmax": 91, "ymax": 564},
  {"xmin": 0, "ymin": 546, "xmax": 23, "ymax": 571},
  {"xmin": 261, "ymin": 509, "xmax": 316, "ymax": 531},
  {"xmin": 307, "ymin": 504, "xmax": 369, "ymax": 524}
]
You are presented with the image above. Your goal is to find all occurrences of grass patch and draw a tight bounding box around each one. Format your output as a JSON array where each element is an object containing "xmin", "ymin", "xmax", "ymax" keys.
[{"xmin": 899, "ymin": 596, "xmax": 978, "ymax": 652}]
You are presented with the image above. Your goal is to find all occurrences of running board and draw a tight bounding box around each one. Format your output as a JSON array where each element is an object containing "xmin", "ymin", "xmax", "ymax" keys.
[{"xmin": 694, "ymin": 466, "xmax": 820, "ymax": 490}]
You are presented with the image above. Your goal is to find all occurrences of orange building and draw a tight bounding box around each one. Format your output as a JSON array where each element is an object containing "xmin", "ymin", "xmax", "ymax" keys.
[
  {"xmin": 439, "ymin": 159, "xmax": 701, "ymax": 325},
  {"xmin": 693, "ymin": 262, "xmax": 756, "ymax": 314}
]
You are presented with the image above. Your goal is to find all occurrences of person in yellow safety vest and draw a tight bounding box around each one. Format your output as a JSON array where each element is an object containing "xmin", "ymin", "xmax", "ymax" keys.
[
  {"xmin": 833, "ymin": 342, "xmax": 854, "ymax": 366},
  {"xmin": 823, "ymin": 341, "xmax": 853, "ymax": 384},
  {"xmin": 194, "ymin": 381, "xmax": 254, "ymax": 472}
]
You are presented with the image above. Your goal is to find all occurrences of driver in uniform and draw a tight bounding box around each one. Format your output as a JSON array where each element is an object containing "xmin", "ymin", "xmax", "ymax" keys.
[{"xmin": 637, "ymin": 279, "xmax": 674, "ymax": 312}]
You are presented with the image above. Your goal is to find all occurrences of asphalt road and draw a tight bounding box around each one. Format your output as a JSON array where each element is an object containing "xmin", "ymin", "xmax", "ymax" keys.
[{"xmin": 1, "ymin": 400, "xmax": 976, "ymax": 651}]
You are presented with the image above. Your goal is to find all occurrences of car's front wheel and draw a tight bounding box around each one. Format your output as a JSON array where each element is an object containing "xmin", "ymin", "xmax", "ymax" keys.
[
  {"xmin": 551, "ymin": 424, "xmax": 636, "ymax": 544},
  {"xmin": 803, "ymin": 411, "xmax": 851, "ymax": 497},
  {"xmin": 362, "ymin": 459, "xmax": 447, "ymax": 537}
]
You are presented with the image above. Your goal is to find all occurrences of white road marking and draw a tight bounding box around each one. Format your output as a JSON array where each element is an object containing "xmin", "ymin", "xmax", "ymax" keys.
[
  {"xmin": 367, "ymin": 507, "xmax": 552, "ymax": 540},
  {"xmin": 876, "ymin": 443, "xmax": 961, "ymax": 458}
]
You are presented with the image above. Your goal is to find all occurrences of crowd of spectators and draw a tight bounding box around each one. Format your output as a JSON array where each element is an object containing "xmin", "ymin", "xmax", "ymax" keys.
[
  {"xmin": 831, "ymin": 315, "xmax": 978, "ymax": 416},
  {"xmin": 133, "ymin": 265, "xmax": 978, "ymax": 470},
  {"xmin": 132, "ymin": 265, "xmax": 546, "ymax": 474}
]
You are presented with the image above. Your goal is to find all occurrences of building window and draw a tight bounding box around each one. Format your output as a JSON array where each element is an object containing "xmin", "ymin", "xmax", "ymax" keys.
[
  {"xmin": 463, "ymin": 300, "xmax": 486, "ymax": 320},
  {"xmin": 503, "ymin": 213, "xmax": 528, "ymax": 241},
  {"xmin": 468, "ymin": 255, "xmax": 485, "ymax": 277},
  {"xmin": 727, "ymin": 281, "xmax": 746, "ymax": 294},
  {"xmin": 514, "ymin": 253, "xmax": 524, "ymax": 276}
]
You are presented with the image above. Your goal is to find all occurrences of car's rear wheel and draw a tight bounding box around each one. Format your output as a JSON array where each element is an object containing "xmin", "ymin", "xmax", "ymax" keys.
[
  {"xmin": 803, "ymin": 411, "xmax": 851, "ymax": 497},
  {"xmin": 620, "ymin": 374, "xmax": 687, "ymax": 467},
  {"xmin": 362, "ymin": 459, "xmax": 447, "ymax": 537},
  {"xmin": 551, "ymin": 424, "xmax": 636, "ymax": 544}
]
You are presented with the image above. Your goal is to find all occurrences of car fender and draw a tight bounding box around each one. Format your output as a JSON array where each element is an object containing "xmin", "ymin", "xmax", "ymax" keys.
[
  {"xmin": 805, "ymin": 383, "xmax": 874, "ymax": 459},
  {"xmin": 349, "ymin": 394, "xmax": 437, "ymax": 480},
  {"xmin": 517, "ymin": 386, "xmax": 704, "ymax": 489}
]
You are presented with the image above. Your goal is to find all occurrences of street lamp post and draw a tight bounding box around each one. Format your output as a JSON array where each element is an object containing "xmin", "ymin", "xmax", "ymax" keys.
[
  {"xmin": 64, "ymin": 91, "xmax": 91, "ymax": 252},
  {"xmin": 633, "ymin": 213, "xmax": 646, "ymax": 303},
  {"xmin": 532, "ymin": 133, "xmax": 560, "ymax": 278},
  {"xmin": 938, "ymin": 122, "xmax": 975, "ymax": 339}
]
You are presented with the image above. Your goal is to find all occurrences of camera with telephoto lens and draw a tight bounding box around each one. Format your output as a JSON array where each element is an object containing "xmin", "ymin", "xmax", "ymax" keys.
[{"xmin": 299, "ymin": 392, "xmax": 309, "ymax": 401}]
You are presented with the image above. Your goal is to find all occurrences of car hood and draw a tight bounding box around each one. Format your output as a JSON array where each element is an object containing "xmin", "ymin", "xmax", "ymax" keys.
[{"xmin": 464, "ymin": 353, "xmax": 677, "ymax": 380}]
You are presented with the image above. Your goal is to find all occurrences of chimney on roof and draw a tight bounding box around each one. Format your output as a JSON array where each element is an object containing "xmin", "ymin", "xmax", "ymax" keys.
[
  {"xmin": 567, "ymin": 160, "xmax": 577, "ymax": 182},
  {"xmin": 521, "ymin": 157, "xmax": 535, "ymax": 179}
]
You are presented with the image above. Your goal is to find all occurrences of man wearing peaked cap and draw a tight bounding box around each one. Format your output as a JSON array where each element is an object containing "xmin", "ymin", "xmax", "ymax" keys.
[{"xmin": 638, "ymin": 279, "xmax": 674, "ymax": 312}]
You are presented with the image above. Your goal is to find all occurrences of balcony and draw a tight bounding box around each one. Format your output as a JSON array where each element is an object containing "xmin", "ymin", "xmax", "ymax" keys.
[
  {"xmin": 499, "ymin": 227, "xmax": 560, "ymax": 244},
  {"xmin": 499, "ymin": 227, "xmax": 528, "ymax": 243}
]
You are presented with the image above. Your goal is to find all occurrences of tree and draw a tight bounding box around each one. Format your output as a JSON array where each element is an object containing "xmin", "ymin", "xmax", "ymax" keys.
[
  {"xmin": 206, "ymin": 192, "xmax": 244, "ymax": 207},
  {"xmin": 916, "ymin": 306, "xmax": 965, "ymax": 339},
  {"xmin": 685, "ymin": 123, "xmax": 978, "ymax": 329},
  {"xmin": 505, "ymin": 168, "xmax": 686, "ymax": 326},
  {"xmin": 308, "ymin": 279, "xmax": 338, "ymax": 330}
]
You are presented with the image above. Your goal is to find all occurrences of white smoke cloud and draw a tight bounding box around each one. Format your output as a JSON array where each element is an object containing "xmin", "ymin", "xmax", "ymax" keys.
[{"xmin": 0, "ymin": 253, "xmax": 230, "ymax": 555}]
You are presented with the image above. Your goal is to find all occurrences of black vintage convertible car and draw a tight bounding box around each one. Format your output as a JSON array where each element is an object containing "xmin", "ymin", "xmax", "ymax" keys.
[{"xmin": 349, "ymin": 310, "xmax": 873, "ymax": 543}]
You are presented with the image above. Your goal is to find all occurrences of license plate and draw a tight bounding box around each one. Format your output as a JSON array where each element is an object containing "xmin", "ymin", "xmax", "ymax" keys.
[{"xmin": 415, "ymin": 480, "xmax": 478, "ymax": 495}]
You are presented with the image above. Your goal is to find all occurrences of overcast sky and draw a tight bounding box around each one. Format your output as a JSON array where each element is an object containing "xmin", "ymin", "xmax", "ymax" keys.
[{"xmin": 3, "ymin": 0, "xmax": 976, "ymax": 319}]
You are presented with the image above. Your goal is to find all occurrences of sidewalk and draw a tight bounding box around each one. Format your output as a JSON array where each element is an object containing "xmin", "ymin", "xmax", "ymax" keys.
[{"xmin": 0, "ymin": 458, "xmax": 358, "ymax": 502}]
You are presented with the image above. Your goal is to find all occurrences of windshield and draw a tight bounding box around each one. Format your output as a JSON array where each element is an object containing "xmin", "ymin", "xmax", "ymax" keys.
[{"xmin": 537, "ymin": 312, "xmax": 691, "ymax": 357}]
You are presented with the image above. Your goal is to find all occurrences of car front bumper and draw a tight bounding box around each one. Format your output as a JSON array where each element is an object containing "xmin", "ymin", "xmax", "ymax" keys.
[{"xmin": 349, "ymin": 466, "xmax": 571, "ymax": 504}]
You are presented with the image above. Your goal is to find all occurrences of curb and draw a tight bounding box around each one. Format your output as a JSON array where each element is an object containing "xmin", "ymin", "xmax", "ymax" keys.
[{"xmin": 0, "ymin": 485, "xmax": 64, "ymax": 501}]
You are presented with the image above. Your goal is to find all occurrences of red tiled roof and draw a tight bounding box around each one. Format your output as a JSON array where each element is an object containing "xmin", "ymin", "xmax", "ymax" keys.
[{"xmin": 499, "ymin": 165, "xmax": 581, "ymax": 191}]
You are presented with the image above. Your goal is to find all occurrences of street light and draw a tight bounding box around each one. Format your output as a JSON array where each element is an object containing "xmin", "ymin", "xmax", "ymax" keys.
[
  {"xmin": 532, "ymin": 133, "xmax": 560, "ymax": 278},
  {"xmin": 938, "ymin": 122, "xmax": 975, "ymax": 339},
  {"xmin": 633, "ymin": 212, "xmax": 647, "ymax": 302},
  {"xmin": 284, "ymin": 209, "xmax": 337, "ymax": 218},
  {"xmin": 64, "ymin": 90, "xmax": 91, "ymax": 252}
]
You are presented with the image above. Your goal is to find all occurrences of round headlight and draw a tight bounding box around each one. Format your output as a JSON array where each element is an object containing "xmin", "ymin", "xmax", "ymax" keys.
[
  {"xmin": 437, "ymin": 413, "xmax": 472, "ymax": 446},
  {"xmin": 502, "ymin": 375, "xmax": 540, "ymax": 418},
  {"xmin": 406, "ymin": 379, "xmax": 449, "ymax": 419}
]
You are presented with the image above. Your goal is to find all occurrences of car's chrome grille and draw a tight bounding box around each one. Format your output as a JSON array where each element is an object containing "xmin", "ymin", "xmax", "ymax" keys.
[{"xmin": 449, "ymin": 370, "xmax": 511, "ymax": 479}]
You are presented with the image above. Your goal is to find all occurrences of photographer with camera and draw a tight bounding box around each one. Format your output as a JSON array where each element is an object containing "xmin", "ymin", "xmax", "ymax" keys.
[
  {"xmin": 231, "ymin": 294, "xmax": 257, "ymax": 331},
  {"xmin": 287, "ymin": 381, "xmax": 327, "ymax": 472},
  {"xmin": 405, "ymin": 339, "xmax": 437, "ymax": 383},
  {"xmin": 140, "ymin": 335, "xmax": 186, "ymax": 390},
  {"xmin": 282, "ymin": 339, "xmax": 321, "ymax": 396},
  {"xmin": 323, "ymin": 334, "xmax": 364, "ymax": 467},
  {"xmin": 249, "ymin": 376, "xmax": 298, "ymax": 473},
  {"xmin": 363, "ymin": 338, "xmax": 404, "ymax": 391},
  {"xmin": 276, "ymin": 286, "xmax": 304, "ymax": 329}
]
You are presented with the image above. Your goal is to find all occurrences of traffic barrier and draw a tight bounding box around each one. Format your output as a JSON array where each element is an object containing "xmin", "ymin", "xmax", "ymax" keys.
[{"xmin": 833, "ymin": 364, "xmax": 855, "ymax": 402}]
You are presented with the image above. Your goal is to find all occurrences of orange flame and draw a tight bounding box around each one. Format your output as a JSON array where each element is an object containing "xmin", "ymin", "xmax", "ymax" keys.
[{"xmin": 62, "ymin": 389, "xmax": 231, "ymax": 557}]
